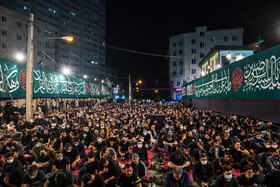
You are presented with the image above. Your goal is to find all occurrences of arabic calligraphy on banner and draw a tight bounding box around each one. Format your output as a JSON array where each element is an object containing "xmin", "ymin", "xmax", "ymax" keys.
[
  {"xmin": 0, "ymin": 58, "xmax": 109, "ymax": 98},
  {"xmin": 182, "ymin": 45, "xmax": 280, "ymax": 99}
]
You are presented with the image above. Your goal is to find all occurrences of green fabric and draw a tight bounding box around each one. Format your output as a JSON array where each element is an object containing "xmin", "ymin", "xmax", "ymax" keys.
[
  {"xmin": 0, "ymin": 58, "xmax": 109, "ymax": 98},
  {"xmin": 182, "ymin": 45, "xmax": 280, "ymax": 99}
]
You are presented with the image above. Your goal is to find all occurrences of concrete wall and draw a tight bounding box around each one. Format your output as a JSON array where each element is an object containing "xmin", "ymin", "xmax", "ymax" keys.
[{"xmin": 183, "ymin": 98, "xmax": 280, "ymax": 124}]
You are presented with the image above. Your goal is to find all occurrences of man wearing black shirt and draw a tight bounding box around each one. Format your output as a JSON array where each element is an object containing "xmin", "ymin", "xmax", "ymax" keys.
[
  {"xmin": 77, "ymin": 151, "xmax": 98, "ymax": 184},
  {"xmin": 33, "ymin": 148, "xmax": 52, "ymax": 174},
  {"xmin": 52, "ymin": 151, "xmax": 70, "ymax": 173},
  {"xmin": 98, "ymin": 157, "xmax": 121, "ymax": 187},
  {"xmin": 22, "ymin": 165, "xmax": 46, "ymax": 187},
  {"xmin": 118, "ymin": 137, "xmax": 131, "ymax": 160},
  {"xmin": 215, "ymin": 165, "xmax": 239, "ymax": 187},
  {"xmin": 0, "ymin": 166, "xmax": 23, "ymax": 187},
  {"xmin": 168, "ymin": 144, "xmax": 190, "ymax": 170},
  {"xmin": 116, "ymin": 164, "xmax": 142, "ymax": 187},
  {"xmin": 81, "ymin": 173, "xmax": 105, "ymax": 187},
  {"xmin": 63, "ymin": 143, "xmax": 80, "ymax": 169},
  {"xmin": 73, "ymin": 138, "xmax": 86, "ymax": 158},
  {"xmin": 10, "ymin": 102, "xmax": 19, "ymax": 125},
  {"xmin": 237, "ymin": 165, "xmax": 256, "ymax": 187},
  {"xmin": 130, "ymin": 153, "xmax": 146, "ymax": 179},
  {"xmin": 133, "ymin": 140, "xmax": 148, "ymax": 162}
]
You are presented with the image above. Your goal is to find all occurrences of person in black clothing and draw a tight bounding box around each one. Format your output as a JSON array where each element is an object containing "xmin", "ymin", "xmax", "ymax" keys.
[
  {"xmin": 229, "ymin": 141, "xmax": 250, "ymax": 168},
  {"xmin": 168, "ymin": 144, "xmax": 190, "ymax": 171},
  {"xmin": 52, "ymin": 150, "xmax": 71, "ymax": 172},
  {"xmin": 208, "ymin": 140, "xmax": 225, "ymax": 162},
  {"xmin": 22, "ymin": 165, "xmax": 46, "ymax": 187},
  {"xmin": 215, "ymin": 165, "xmax": 239, "ymax": 187},
  {"xmin": 214, "ymin": 158, "xmax": 230, "ymax": 179},
  {"xmin": 237, "ymin": 165, "xmax": 256, "ymax": 187},
  {"xmin": 118, "ymin": 137, "xmax": 131, "ymax": 160},
  {"xmin": 63, "ymin": 143, "xmax": 80, "ymax": 169},
  {"xmin": 192, "ymin": 153, "xmax": 215, "ymax": 187},
  {"xmin": 133, "ymin": 139, "xmax": 148, "ymax": 162},
  {"xmin": 81, "ymin": 173, "xmax": 105, "ymax": 187},
  {"xmin": 221, "ymin": 131, "xmax": 234, "ymax": 152},
  {"xmin": 32, "ymin": 148, "xmax": 53, "ymax": 174},
  {"xmin": 10, "ymin": 102, "xmax": 19, "ymax": 125},
  {"xmin": 98, "ymin": 157, "xmax": 121, "ymax": 187},
  {"xmin": 12, "ymin": 148, "xmax": 26, "ymax": 170},
  {"xmin": 77, "ymin": 151, "xmax": 98, "ymax": 184},
  {"xmin": 0, "ymin": 166, "xmax": 23, "ymax": 187},
  {"xmin": 130, "ymin": 153, "xmax": 146, "ymax": 179},
  {"xmin": 73, "ymin": 138, "xmax": 86, "ymax": 158},
  {"xmin": 116, "ymin": 164, "xmax": 142, "ymax": 187}
]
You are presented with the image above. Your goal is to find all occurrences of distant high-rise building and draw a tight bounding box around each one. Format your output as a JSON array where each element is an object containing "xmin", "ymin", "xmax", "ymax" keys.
[
  {"xmin": 0, "ymin": 0, "xmax": 106, "ymax": 78},
  {"xmin": 0, "ymin": 5, "xmax": 56, "ymax": 69},
  {"xmin": 169, "ymin": 26, "xmax": 243, "ymax": 100}
]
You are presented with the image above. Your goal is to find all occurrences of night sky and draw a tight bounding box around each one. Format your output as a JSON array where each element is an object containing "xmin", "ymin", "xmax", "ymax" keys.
[{"xmin": 106, "ymin": 0, "xmax": 280, "ymax": 89}]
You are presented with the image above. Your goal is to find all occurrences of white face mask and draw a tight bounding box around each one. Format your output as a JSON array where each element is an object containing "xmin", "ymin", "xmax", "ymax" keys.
[
  {"xmin": 7, "ymin": 159, "xmax": 14, "ymax": 164},
  {"xmin": 57, "ymin": 156, "xmax": 63, "ymax": 161},
  {"xmin": 66, "ymin": 149, "xmax": 71, "ymax": 152},
  {"xmin": 201, "ymin": 161, "xmax": 207, "ymax": 165},
  {"xmin": 74, "ymin": 143, "xmax": 79, "ymax": 146},
  {"xmin": 29, "ymin": 174, "xmax": 37, "ymax": 179}
]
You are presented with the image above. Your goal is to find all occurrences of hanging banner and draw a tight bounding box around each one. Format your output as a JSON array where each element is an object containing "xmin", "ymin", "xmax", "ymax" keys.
[
  {"xmin": 182, "ymin": 45, "xmax": 280, "ymax": 99},
  {"xmin": 0, "ymin": 58, "xmax": 109, "ymax": 98}
]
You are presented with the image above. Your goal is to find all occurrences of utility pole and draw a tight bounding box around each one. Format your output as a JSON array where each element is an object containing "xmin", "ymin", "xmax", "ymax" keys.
[{"xmin": 26, "ymin": 12, "xmax": 34, "ymax": 121}]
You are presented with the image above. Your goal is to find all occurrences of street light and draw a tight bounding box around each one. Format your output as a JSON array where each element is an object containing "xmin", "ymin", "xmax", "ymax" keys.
[
  {"xmin": 83, "ymin": 75, "xmax": 88, "ymax": 79},
  {"xmin": 15, "ymin": 52, "xmax": 25, "ymax": 62},
  {"xmin": 101, "ymin": 80, "xmax": 104, "ymax": 83},
  {"xmin": 62, "ymin": 67, "xmax": 71, "ymax": 75},
  {"xmin": 61, "ymin": 36, "xmax": 74, "ymax": 42}
]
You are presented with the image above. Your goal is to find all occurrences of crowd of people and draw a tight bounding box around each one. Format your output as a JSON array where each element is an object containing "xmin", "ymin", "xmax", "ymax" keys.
[{"xmin": 0, "ymin": 99, "xmax": 279, "ymax": 187}]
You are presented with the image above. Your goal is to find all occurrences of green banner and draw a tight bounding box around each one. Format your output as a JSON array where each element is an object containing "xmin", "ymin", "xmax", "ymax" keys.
[
  {"xmin": 182, "ymin": 45, "xmax": 280, "ymax": 99},
  {"xmin": 0, "ymin": 58, "xmax": 109, "ymax": 98}
]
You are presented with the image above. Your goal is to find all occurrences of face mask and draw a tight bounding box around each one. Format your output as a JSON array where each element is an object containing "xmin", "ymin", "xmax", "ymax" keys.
[
  {"xmin": 138, "ymin": 144, "xmax": 142, "ymax": 148},
  {"xmin": 85, "ymin": 129, "xmax": 88, "ymax": 132},
  {"xmin": 35, "ymin": 144, "xmax": 40, "ymax": 148},
  {"xmin": 246, "ymin": 174, "xmax": 253, "ymax": 179},
  {"xmin": 225, "ymin": 174, "xmax": 232, "ymax": 180},
  {"xmin": 265, "ymin": 145, "xmax": 271, "ymax": 148},
  {"xmin": 97, "ymin": 139, "xmax": 101, "ymax": 142},
  {"xmin": 143, "ymin": 132, "xmax": 147, "ymax": 136},
  {"xmin": 38, "ymin": 116, "xmax": 41, "ymax": 119},
  {"xmin": 140, "ymin": 139, "xmax": 144, "ymax": 142},
  {"xmin": 130, "ymin": 130, "xmax": 134, "ymax": 133},
  {"xmin": 30, "ymin": 120, "xmax": 34, "ymax": 123},
  {"xmin": 29, "ymin": 174, "xmax": 37, "ymax": 179},
  {"xmin": 96, "ymin": 125, "xmax": 99, "ymax": 127},
  {"xmin": 257, "ymin": 137, "xmax": 261, "ymax": 140},
  {"xmin": 137, "ymin": 122, "xmax": 140, "ymax": 125},
  {"xmin": 180, "ymin": 127, "xmax": 183, "ymax": 130},
  {"xmin": 57, "ymin": 156, "xmax": 63, "ymax": 161},
  {"xmin": 101, "ymin": 126, "xmax": 104, "ymax": 129},
  {"xmin": 201, "ymin": 161, "xmax": 207, "ymax": 165},
  {"xmin": 66, "ymin": 149, "xmax": 71, "ymax": 152},
  {"xmin": 184, "ymin": 127, "xmax": 187, "ymax": 130},
  {"xmin": 74, "ymin": 143, "xmax": 79, "ymax": 146},
  {"xmin": 83, "ymin": 135, "xmax": 87, "ymax": 138},
  {"xmin": 7, "ymin": 159, "xmax": 14, "ymax": 164},
  {"xmin": 224, "ymin": 137, "xmax": 228, "ymax": 140}
]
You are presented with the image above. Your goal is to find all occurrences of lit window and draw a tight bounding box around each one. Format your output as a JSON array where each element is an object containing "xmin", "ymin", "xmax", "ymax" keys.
[
  {"xmin": 71, "ymin": 12, "xmax": 76, "ymax": 16},
  {"xmin": 24, "ymin": 6, "xmax": 27, "ymax": 10},
  {"xmin": 53, "ymin": 10, "xmax": 56, "ymax": 13}
]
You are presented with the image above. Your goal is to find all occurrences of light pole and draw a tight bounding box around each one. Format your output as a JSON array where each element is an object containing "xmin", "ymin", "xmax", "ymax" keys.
[
  {"xmin": 25, "ymin": 12, "xmax": 74, "ymax": 121},
  {"xmin": 26, "ymin": 12, "xmax": 34, "ymax": 121}
]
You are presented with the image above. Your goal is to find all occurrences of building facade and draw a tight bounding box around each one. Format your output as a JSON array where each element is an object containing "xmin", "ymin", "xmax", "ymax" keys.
[
  {"xmin": 0, "ymin": 6, "xmax": 56, "ymax": 69},
  {"xmin": 0, "ymin": 0, "xmax": 105, "ymax": 78},
  {"xmin": 169, "ymin": 26, "xmax": 243, "ymax": 100},
  {"xmin": 199, "ymin": 45, "xmax": 254, "ymax": 76}
]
